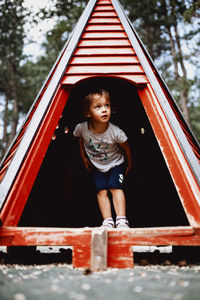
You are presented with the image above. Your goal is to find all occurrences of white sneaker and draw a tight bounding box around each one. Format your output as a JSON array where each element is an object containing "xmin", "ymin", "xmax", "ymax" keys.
[
  {"xmin": 101, "ymin": 218, "xmax": 115, "ymax": 228},
  {"xmin": 116, "ymin": 217, "xmax": 129, "ymax": 228}
]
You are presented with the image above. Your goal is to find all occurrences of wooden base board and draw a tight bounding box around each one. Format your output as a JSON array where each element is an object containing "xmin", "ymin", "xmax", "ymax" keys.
[{"xmin": 0, "ymin": 226, "xmax": 200, "ymax": 269}]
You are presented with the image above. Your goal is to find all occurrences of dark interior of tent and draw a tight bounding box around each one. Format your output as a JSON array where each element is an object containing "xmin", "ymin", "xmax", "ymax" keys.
[{"xmin": 19, "ymin": 77, "xmax": 189, "ymax": 228}]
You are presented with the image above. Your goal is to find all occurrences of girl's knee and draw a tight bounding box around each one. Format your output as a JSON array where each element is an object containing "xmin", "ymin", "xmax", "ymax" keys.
[
  {"xmin": 110, "ymin": 188, "xmax": 121, "ymax": 194},
  {"xmin": 97, "ymin": 189, "xmax": 108, "ymax": 197}
]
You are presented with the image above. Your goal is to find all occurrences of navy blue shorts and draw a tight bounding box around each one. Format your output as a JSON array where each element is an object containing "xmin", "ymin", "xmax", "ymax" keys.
[{"xmin": 94, "ymin": 163, "xmax": 125, "ymax": 192}]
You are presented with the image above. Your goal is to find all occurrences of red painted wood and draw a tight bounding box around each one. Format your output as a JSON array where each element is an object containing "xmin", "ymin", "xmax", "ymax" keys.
[
  {"xmin": 0, "ymin": 104, "xmax": 40, "ymax": 182},
  {"xmin": 73, "ymin": 245, "xmax": 91, "ymax": 268},
  {"xmin": 1, "ymin": 226, "xmax": 200, "ymax": 269},
  {"xmin": 0, "ymin": 150, "xmax": 17, "ymax": 173},
  {"xmin": 61, "ymin": 75, "xmax": 148, "ymax": 86},
  {"xmin": 64, "ymin": 0, "xmax": 146, "ymax": 120},
  {"xmin": 0, "ymin": 88, "xmax": 71, "ymax": 226},
  {"xmin": 70, "ymin": 56, "xmax": 139, "ymax": 65},
  {"xmin": 0, "ymin": 227, "xmax": 92, "ymax": 268},
  {"xmin": 0, "ymin": 226, "xmax": 196, "ymax": 245},
  {"xmin": 95, "ymin": 5, "xmax": 114, "ymax": 11},
  {"xmin": 89, "ymin": 16, "xmax": 120, "ymax": 23},
  {"xmin": 107, "ymin": 228, "xmax": 200, "ymax": 246},
  {"xmin": 107, "ymin": 244, "xmax": 133, "ymax": 268},
  {"xmin": 82, "ymin": 31, "xmax": 127, "ymax": 39},
  {"xmin": 98, "ymin": 0, "xmax": 111, "ymax": 4},
  {"xmin": 92, "ymin": 11, "xmax": 117, "ymax": 17},
  {"xmin": 67, "ymin": 65, "xmax": 144, "ymax": 75},
  {"xmin": 138, "ymin": 86, "xmax": 200, "ymax": 228},
  {"xmin": 74, "ymin": 47, "xmax": 135, "ymax": 56},
  {"xmin": 78, "ymin": 39, "xmax": 130, "ymax": 47},
  {"xmin": 0, "ymin": 171, "xmax": 6, "ymax": 182},
  {"xmin": 85, "ymin": 24, "xmax": 123, "ymax": 31}
]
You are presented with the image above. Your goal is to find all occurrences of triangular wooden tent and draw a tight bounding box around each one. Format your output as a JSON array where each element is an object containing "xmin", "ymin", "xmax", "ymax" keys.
[{"xmin": 0, "ymin": 0, "xmax": 200, "ymax": 269}]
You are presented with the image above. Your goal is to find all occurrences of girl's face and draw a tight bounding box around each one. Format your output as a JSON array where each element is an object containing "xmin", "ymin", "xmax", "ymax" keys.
[{"xmin": 87, "ymin": 94, "xmax": 111, "ymax": 124}]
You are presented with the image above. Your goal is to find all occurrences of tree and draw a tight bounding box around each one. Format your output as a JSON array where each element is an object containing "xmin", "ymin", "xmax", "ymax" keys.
[
  {"xmin": 34, "ymin": 0, "xmax": 88, "ymax": 79},
  {"xmin": 121, "ymin": 0, "xmax": 200, "ymax": 130},
  {"xmin": 0, "ymin": 0, "xmax": 29, "ymax": 157}
]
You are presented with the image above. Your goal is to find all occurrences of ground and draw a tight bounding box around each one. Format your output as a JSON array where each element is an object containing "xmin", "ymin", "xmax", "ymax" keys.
[
  {"xmin": 1, "ymin": 264, "xmax": 200, "ymax": 300},
  {"xmin": 1, "ymin": 246, "xmax": 200, "ymax": 300}
]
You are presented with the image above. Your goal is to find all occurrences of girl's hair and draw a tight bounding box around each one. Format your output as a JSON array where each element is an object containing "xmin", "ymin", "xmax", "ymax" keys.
[{"xmin": 83, "ymin": 89, "xmax": 111, "ymax": 117}]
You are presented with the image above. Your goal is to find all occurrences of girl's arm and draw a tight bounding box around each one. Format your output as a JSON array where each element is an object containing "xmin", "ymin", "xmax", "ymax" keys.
[
  {"xmin": 119, "ymin": 140, "xmax": 132, "ymax": 176},
  {"xmin": 78, "ymin": 137, "xmax": 93, "ymax": 171}
]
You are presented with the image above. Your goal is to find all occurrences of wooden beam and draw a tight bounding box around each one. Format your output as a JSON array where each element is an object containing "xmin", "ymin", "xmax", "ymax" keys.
[
  {"xmin": 0, "ymin": 227, "xmax": 92, "ymax": 268},
  {"xmin": 0, "ymin": 226, "xmax": 199, "ymax": 269},
  {"xmin": 138, "ymin": 86, "xmax": 200, "ymax": 228},
  {"xmin": 0, "ymin": 88, "xmax": 70, "ymax": 226},
  {"xmin": 91, "ymin": 228, "xmax": 107, "ymax": 271}
]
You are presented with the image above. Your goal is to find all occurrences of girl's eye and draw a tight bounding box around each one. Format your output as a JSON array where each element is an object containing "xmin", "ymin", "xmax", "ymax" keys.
[
  {"xmin": 105, "ymin": 104, "xmax": 110, "ymax": 108},
  {"xmin": 95, "ymin": 105, "xmax": 101, "ymax": 109}
]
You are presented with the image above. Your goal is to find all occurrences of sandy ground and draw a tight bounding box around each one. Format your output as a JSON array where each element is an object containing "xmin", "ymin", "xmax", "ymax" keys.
[
  {"xmin": 1, "ymin": 263, "xmax": 200, "ymax": 300},
  {"xmin": 1, "ymin": 246, "xmax": 200, "ymax": 300}
]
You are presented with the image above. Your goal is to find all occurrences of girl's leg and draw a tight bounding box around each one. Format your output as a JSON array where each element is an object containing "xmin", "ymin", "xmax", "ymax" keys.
[
  {"xmin": 97, "ymin": 189, "xmax": 112, "ymax": 219},
  {"xmin": 109, "ymin": 189, "xmax": 126, "ymax": 216},
  {"xmin": 110, "ymin": 189, "xmax": 129, "ymax": 228}
]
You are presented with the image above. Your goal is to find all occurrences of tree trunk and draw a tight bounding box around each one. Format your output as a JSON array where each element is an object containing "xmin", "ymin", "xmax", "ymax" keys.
[
  {"xmin": 1, "ymin": 96, "xmax": 9, "ymax": 159},
  {"xmin": 163, "ymin": 0, "xmax": 190, "ymax": 125},
  {"xmin": 174, "ymin": 22, "xmax": 190, "ymax": 124},
  {"xmin": 9, "ymin": 97, "xmax": 19, "ymax": 144},
  {"xmin": 166, "ymin": 26, "xmax": 179, "ymax": 80},
  {"xmin": 8, "ymin": 63, "xmax": 19, "ymax": 146}
]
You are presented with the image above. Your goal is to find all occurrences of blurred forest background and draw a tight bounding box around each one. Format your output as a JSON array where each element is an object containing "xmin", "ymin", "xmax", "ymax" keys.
[{"xmin": 0, "ymin": 0, "xmax": 199, "ymax": 160}]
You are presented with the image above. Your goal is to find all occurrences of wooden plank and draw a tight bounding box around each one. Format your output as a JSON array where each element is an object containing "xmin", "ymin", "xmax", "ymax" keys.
[
  {"xmin": 1, "ymin": 226, "xmax": 199, "ymax": 269},
  {"xmin": 0, "ymin": 227, "xmax": 92, "ymax": 268},
  {"xmin": 0, "ymin": 88, "xmax": 70, "ymax": 226},
  {"xmin": 78, "ymin": 39, "xmax": 130, "ymax": 47},
  {"xmin": 97, "ymin": 0, "xmax": 111, "ymax": 4},
  {"xmin": 85, "ymin": 24, "xmax": 123, "ymax": 31},
  {"xmin": 61, "ymin": 74, "xmax": 148, "ymax": 85},
  {"xmin": 75, "ymin": 47, "xmax": 135, "ymax": 56},
  {"xmin": 91, "ymin": 228, "xmax": 107, "ymax": 271},
  {"xmin": 0, "ymin": 226, "xmax": 198, "ymax": 247},
  {"xmin": 82, "ymin": 31, "xmax": 127, "ymax": 39},
  {"xmin": 92, "ymin": 11, "xmax": 117, "ymax": 17},
  {"xmin": 95, "ymin": 5, "xmax": 114, "ymax": 11},
  {"xmin": 66, "ymin": 64, "xmax": 144, "ymax": 75},
  {"xmin": 108, "ymin": 231, "xmax": 200, "ymax": 247},
  {"xmin": 0, "ymin": 150, "xmax": 16, "ymax": 172},
  {"xmin": 0, "ymin": 226, "xmax": 195, "ymax": 239},
  {"xmin": 89, "ymin": 17, "xmax": 120, "ymax": 24},
  {"xmin": 70, "ymin": 55, "xmax": 139, "ymax": 65},
  {"xmin": 0, "ymin": 103, "xmax": 39, "ymax": 180},
  {"xmin": 108, "ymin": 243, "xmax": 133, "ymax": 268},
  {"xmin": 138, "ymin": 86, "xmax": 200, "ymax": 228}
]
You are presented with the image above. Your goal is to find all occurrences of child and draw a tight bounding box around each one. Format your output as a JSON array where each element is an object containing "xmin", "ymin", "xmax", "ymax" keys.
[{"xmin": 73, "ymin": 89, "xmax": 132, "ymax": 228}]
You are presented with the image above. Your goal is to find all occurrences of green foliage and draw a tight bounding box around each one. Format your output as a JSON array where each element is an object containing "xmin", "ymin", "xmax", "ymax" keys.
[
  {"xmin": 121, "ymin": 0, "xmax": 200, "ymax": 142},
  {"xmin": 184, "ymin": 0, "xmax": 200, "ymax": 21},
  {"xmin": 0, "ymin": 0, "xmax": 32, "ymax": 156},
  {"xmin": 0, "ymin": 0, "xmax": 26, "ymax": 95},
  {"xmin": 37, "ymin": 0, "xmax": 87, "ymax": 75},
  {"xmin": 21, "ymin": 0, "xmax": 88, "ymax": 113}
]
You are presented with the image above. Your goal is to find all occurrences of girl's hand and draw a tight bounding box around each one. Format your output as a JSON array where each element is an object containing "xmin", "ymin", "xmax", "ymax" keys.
[
  {"xmin": 119, "ymin": 140, "xmax": 132, "ymax": 177},
  {"xmin": 78, "ymin": 138, "xmax": 93, "ymax": 171},
  {"xmin": 83, "ymin": 156, "xmax": 93, "ymax": 171},
  {"xmin": 125, "ymin": 164, "xmax": 132, "ymax": 176}
]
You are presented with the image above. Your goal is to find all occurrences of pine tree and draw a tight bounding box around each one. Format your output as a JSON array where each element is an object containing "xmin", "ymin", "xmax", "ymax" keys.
[
  {"xmin": 0, "ymin": 0, "xmax": 28, "ymax": 157},
  {"xmin": 121, "ymin": 0, "xmax": 200, "ymax": 132}
]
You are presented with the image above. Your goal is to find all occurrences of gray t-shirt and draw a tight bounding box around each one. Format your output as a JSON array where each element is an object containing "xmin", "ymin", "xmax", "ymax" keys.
[{"xmin": 73, "ymin": 122, "xmax": 127, "ymax": 173}]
